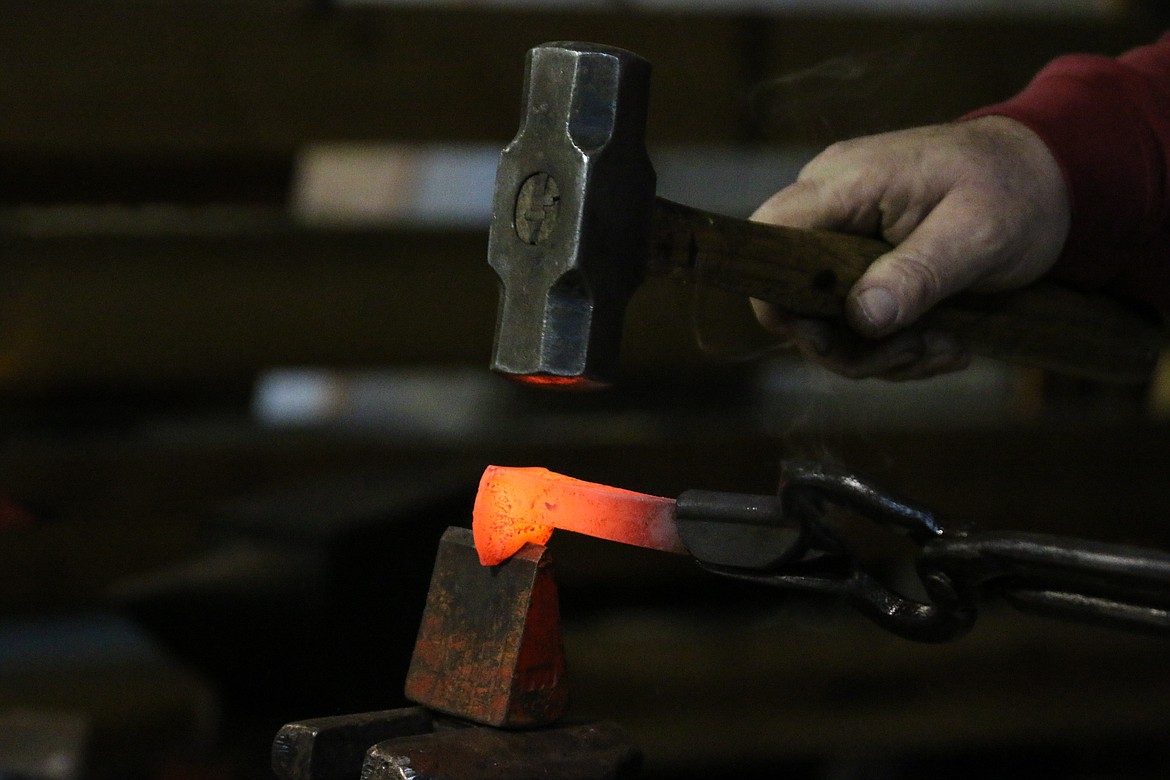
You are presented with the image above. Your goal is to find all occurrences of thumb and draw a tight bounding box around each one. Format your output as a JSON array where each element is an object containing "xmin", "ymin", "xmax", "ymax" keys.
[{"xmin": 847, "ymin": 197, "xmax": 999, "ymax": 338}]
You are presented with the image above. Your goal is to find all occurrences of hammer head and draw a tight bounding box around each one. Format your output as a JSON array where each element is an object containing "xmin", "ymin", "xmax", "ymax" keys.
[{"xmin": 487, "ymin": 42, "xmax": 656, "ymax": 389}]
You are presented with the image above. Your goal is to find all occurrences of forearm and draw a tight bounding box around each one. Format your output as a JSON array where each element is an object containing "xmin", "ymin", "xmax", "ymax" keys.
[{"xmin": 963, "ymin": 33, "xmax": 1170, "ymax": 309}]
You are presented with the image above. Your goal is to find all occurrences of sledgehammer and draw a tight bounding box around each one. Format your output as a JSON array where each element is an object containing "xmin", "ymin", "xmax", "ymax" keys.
[{"xmin": 486, "ymin": 41, "xmax": 1161, "ymax": 389}]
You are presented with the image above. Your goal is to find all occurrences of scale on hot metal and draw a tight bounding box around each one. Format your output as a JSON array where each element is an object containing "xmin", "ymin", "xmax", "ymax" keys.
[{"xmin": 271, "ymin": 41, "xmax": 1170, "ymax": 780}]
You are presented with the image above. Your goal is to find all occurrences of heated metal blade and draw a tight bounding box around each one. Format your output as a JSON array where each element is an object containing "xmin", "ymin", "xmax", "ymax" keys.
[{"xmin": 472, "ymin": 466, "xmax": 687, "ymax": 566}]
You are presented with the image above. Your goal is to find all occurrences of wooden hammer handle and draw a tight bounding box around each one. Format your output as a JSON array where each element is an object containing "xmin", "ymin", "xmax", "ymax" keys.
[{"xmin": 648, "ymin": 198, "xmax": 1163, "ymax": 383}]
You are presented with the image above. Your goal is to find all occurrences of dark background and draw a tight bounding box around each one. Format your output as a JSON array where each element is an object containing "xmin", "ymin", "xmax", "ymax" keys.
[{"xmin": 1, "ymin": 3, "xmax": 1169, "ymax": 779}]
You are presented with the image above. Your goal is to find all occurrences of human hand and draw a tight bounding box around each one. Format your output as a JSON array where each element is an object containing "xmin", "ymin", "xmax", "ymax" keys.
[{"xmin": 751, "ymin": 116, "xmax": 1070, "ymax": 380}]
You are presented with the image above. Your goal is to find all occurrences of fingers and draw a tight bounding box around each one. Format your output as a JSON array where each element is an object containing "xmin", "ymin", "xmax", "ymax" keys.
[
  {"xmin": 750, "ymin": 141, "xmax": 885, "ymax": 234},
  {"xmin": 806, "ymin": 329, "xmax": 930, "ymax": 380},
  {"xmin": 751, "ymin": 180, "xmax": 852, "ymax": 231},
  {"xmin": 881, "ymin": 332, "xmax": 972, "ymax": 381},
  {"xmin": 758, "ymin": 315, "xmax": 971, "ymax": 381},
  {"xmin": 816, "ymin": 329, "xmax": 969, "ymax": 382}
]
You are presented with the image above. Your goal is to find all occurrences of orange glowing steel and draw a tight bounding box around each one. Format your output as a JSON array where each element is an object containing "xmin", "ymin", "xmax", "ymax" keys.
[{"xmin": 472, "ymin": 466, "xmax": 687, "ymax": 566}]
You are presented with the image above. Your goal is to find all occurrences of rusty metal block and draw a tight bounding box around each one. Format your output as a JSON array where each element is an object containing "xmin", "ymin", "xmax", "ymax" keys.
[
  {"xmin": 363, "ymin": 721, "xmax": 642, "ymax": 780},
  {"xmin": 272, "ymin": 707, "xmax": 433, "ymax": 780},
  {"xmin": 404, "ymin": 526, "xmax": 568, "ymax": 728}
]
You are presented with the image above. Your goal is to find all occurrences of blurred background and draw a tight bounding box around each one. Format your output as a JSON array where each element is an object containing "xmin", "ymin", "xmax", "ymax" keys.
[{"xmin": 2, "ymin": 1, "xmax": 1170, "ymax": 778}]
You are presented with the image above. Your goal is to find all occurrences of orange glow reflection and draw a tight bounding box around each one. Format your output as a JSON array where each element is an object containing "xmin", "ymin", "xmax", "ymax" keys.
[
  {"xmin": 506, "ymin": 374, "xmax": 608, "ymax": 391},
  {"xmin": 472, "ymin": 466, "xmax": 687, "ymax": 566}
]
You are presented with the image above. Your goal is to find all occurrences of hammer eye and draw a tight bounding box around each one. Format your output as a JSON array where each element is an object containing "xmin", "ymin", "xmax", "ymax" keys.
[{"xmin": 514, "ymin": 172, "xmax": 561, "ymax": 245}]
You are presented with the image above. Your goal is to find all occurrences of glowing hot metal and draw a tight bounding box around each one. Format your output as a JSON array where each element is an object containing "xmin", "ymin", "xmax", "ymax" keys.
[{"xmin": 472, "ymin": 466, "xmax": 687, "ymax": 566}]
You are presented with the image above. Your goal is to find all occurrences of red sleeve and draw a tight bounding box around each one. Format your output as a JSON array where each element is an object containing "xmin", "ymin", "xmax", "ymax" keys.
[{"xmin": 964, "ymin": 33, "xmax": 1170, "ymax": 310}]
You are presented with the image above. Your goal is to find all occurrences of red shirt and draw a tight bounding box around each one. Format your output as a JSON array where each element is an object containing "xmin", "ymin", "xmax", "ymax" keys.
[{"xmin": 965, "ymin": 33, "xmax": 1170, "ymax": 310}]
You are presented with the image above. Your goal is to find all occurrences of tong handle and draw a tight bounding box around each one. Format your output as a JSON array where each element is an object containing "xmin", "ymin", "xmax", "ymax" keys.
[{"xmin": 679, "ymin": 461, "xmax": 1170, "ymax": 642}]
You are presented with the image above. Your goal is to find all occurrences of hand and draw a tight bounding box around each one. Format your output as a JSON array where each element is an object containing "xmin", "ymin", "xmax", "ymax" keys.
[{"xmin": 752, "ymin": 115, "xmax": 1070, "ymax": 380}]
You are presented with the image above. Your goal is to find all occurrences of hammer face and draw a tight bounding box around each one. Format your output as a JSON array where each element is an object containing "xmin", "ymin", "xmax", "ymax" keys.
[{"xmin": 487, "ymin": 42, "xmax": 656, "ymax": 389}]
